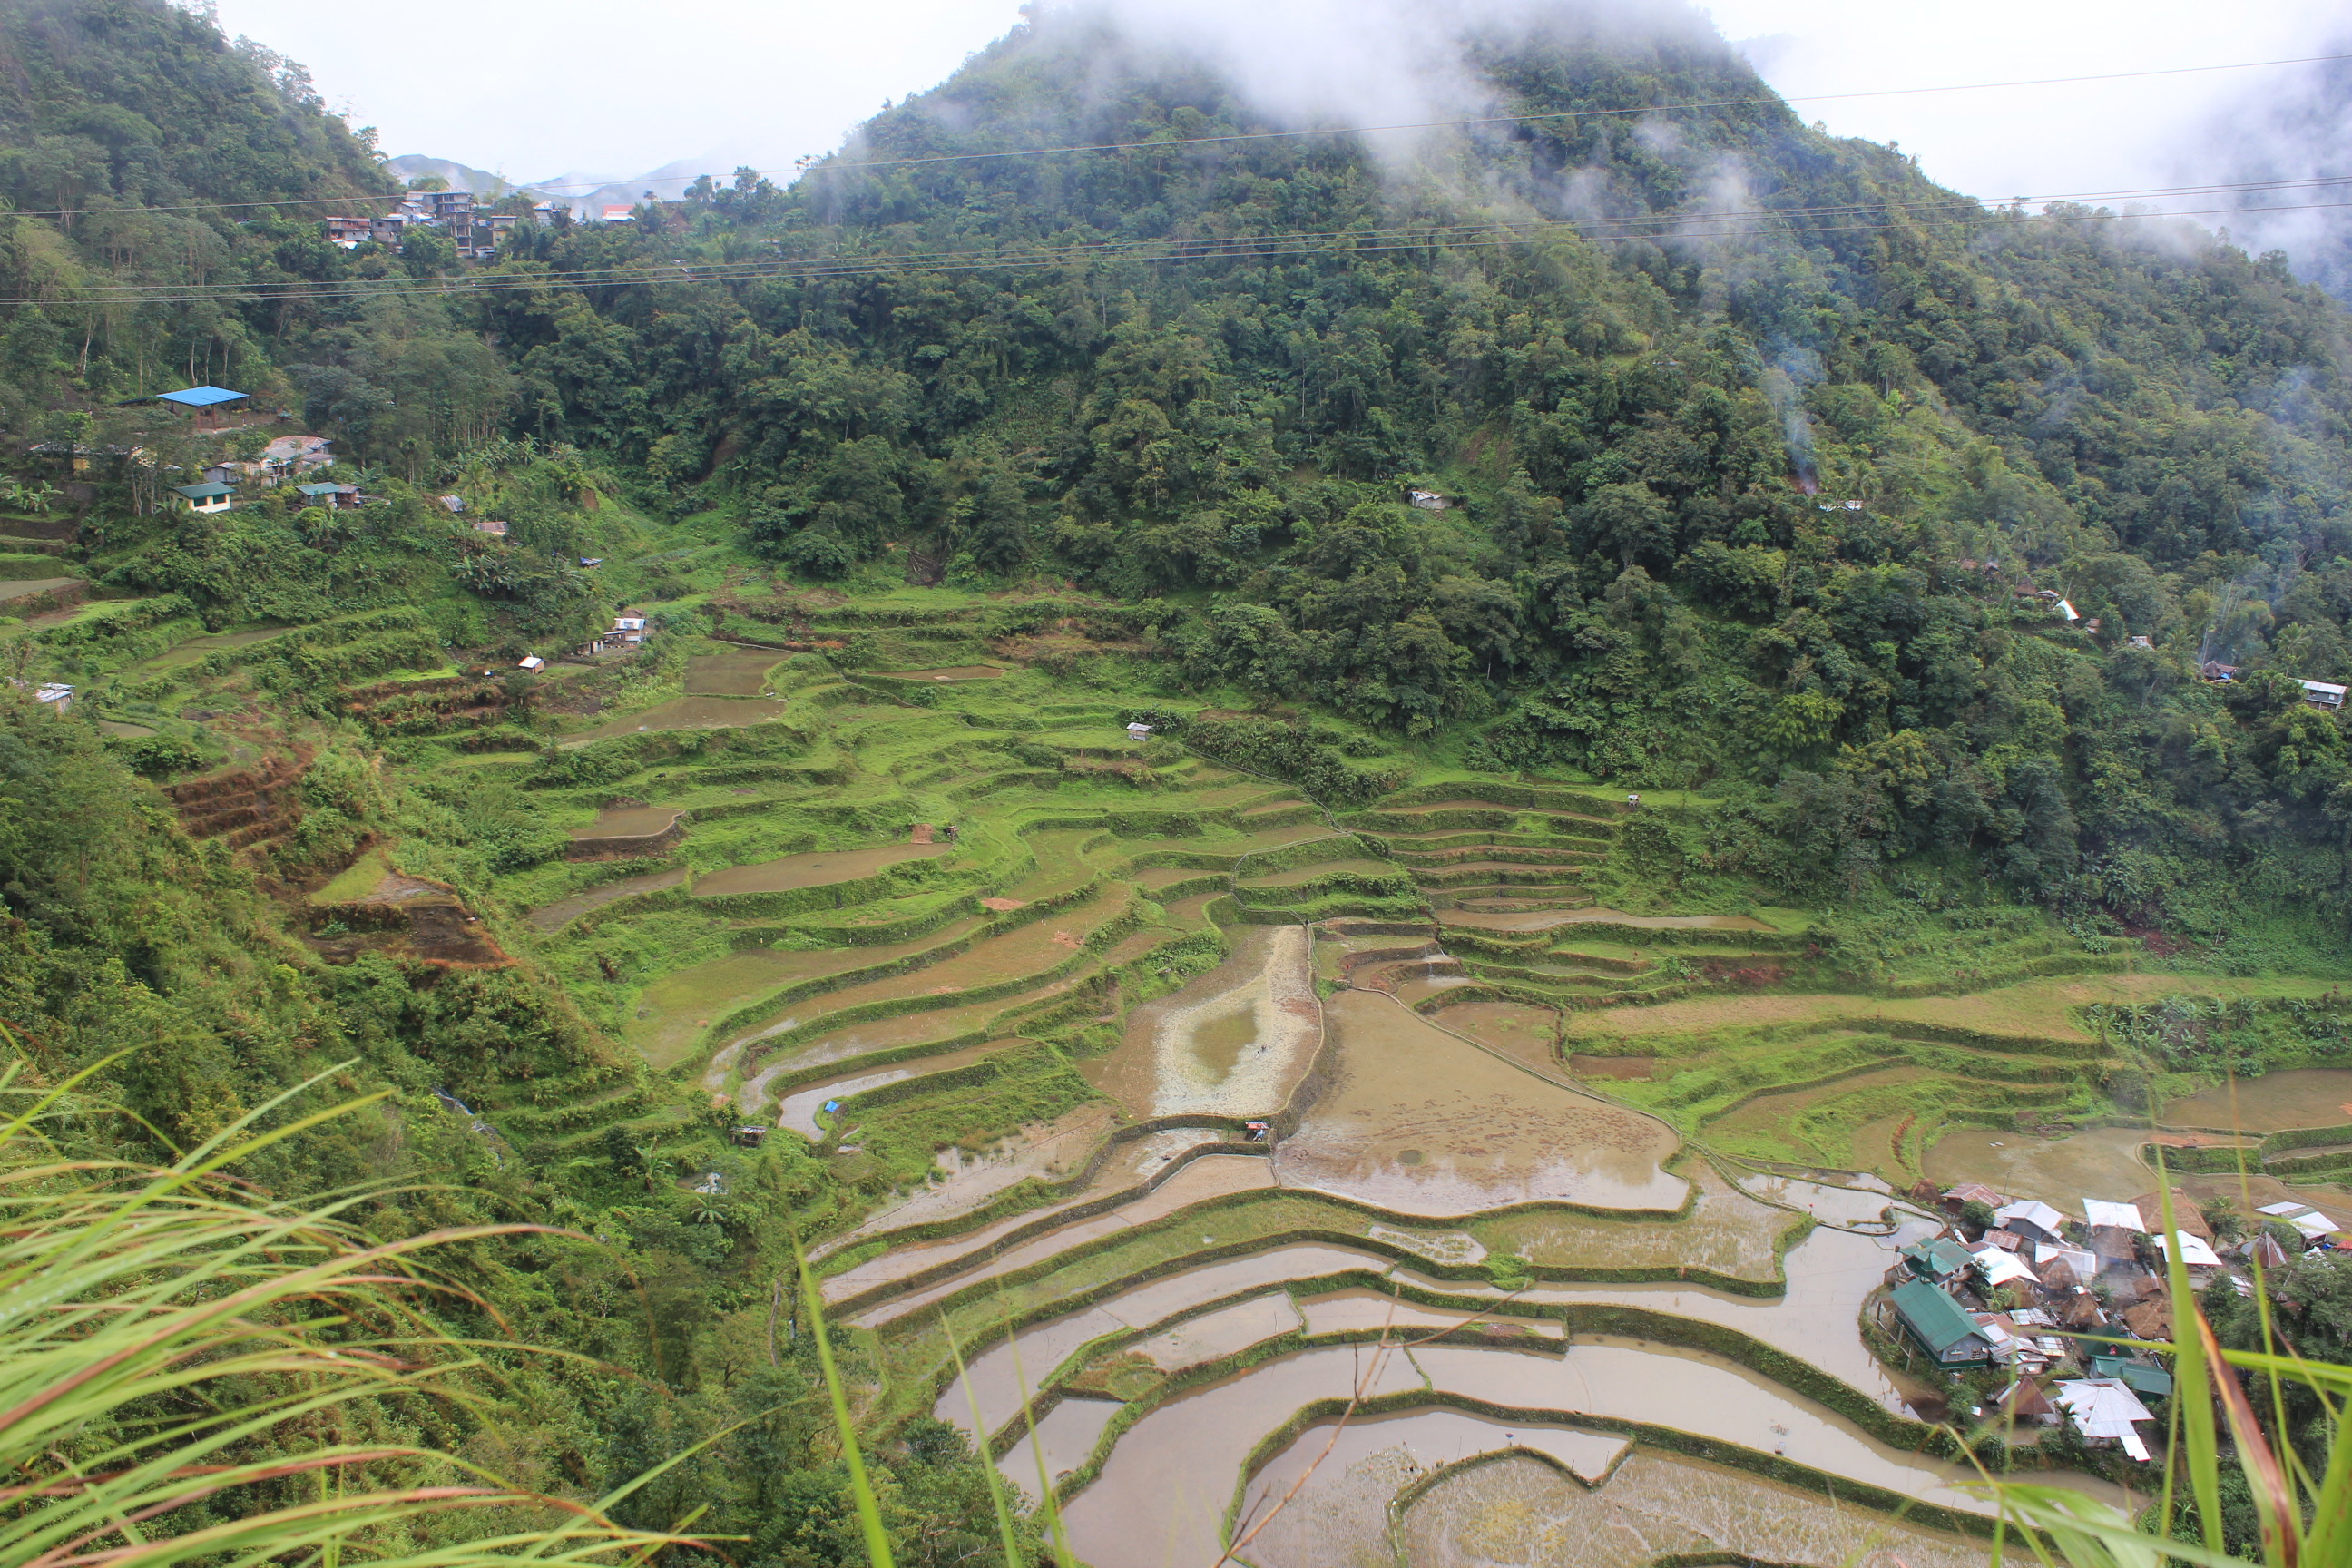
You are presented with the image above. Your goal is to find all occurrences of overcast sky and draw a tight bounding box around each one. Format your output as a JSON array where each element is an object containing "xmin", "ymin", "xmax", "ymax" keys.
[{"xmin": 210, "ymin": 0, "xmax": 2346, "ymax": 208}]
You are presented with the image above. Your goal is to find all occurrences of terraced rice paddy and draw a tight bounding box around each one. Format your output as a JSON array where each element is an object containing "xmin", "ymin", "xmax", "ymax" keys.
[
  {"xmin": 2159, "ymin": 1068, "xmax": 2352, "ymax": 1131},
  {"xmin": 681, "ymin": 652, "xmax": 783, "ymax": 694},
  {"xmin": 448, "ymin": 620, "xmax": 2259, "ymax": 1562}
]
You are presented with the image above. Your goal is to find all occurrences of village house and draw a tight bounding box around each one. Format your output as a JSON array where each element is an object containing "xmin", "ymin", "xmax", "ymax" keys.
[
  {"xmin": 2053, "ymin": 1378, "xmax": 2155, "ymax": 1461},
  {"xmin": 1885, "ymin": 1279, "xmax": 1996, "ymax": 1367},
  {"xmin": 296, "ymin": 481, "xmax": 359, "ymax": 510},
  {"xmin": 322, "ymin": 215, "xmax": 371, "ymax": 247},
  {"xmin": 11, "ymin": 680, "xmax": 75, "ymax": 710},
  {"xmin": 171, "ymin": 481, "xmax": 233, "ymax": 514},
  {"xmin": 1994, "ymin": 1200, "xmax": 2066, "ymax": 1248}
]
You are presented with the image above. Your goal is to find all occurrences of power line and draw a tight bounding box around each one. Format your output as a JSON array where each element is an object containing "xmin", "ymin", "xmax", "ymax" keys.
[
  {"xmin": 9, "ymin": 190, "xmax": 2348, "ymax": 311},
  {"xmin": 0, "ymin": 49, "xmax": 2345, "ymax": 221}
]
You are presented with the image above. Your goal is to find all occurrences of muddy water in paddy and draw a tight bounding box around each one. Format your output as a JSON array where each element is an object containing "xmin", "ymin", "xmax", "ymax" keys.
[
  {"xmin": 1242, "ymin": 1411, "xmax": 1626, "ymax": 1568},
  {"xmin": 529, "ymin": 867, "xmax": 685, "ymax": 930},
  {"xmin": 565, "ymin": 695, "xmax": 789, "ymax": 743},
  {"xmin": 1060, "ymin": 1342, "xmax": 1428, "ymax": 1568},
  {"xmin": 1127, "ymin": 1291, "xmax": 1301, "ymax": 1372},
  {"xmin": 1274, "ymin": 991, "xmax": 1684, "ymax": 1215},
  {"xmin": 936, "ymin": 1244, "xmax": 1389, "ymax": 1438},
  {"xmin": 1400, "ymin": 1450, "xmax": 1988, "ymax": 1568},
  {"xmin": 1063, "ymin": 1335, "xmax": 2056, "ymax": 1568},
  {"xmin": 2160, "ymin": 1068, "xmax": 2352, "ymax": 1131},
  {"xmin": 1925, "ymin": 1125, "xmax": 2165, "ymax": 1207},
  {"xmin": 572, "ymin": 804, "xmax": 680, "ymax": 839},
  {"xmin": 1439, "ymin": 906, "xmax": 1776, "ymax": 934},
  {"xmin": 735, "ymin": 985, "xmax": 1072, "ymax": 1110},
  {"xmin": 995, "ymin": 1396, "xmax": 1121, "ymax": 1495},
  {"xmin": 1433, "ymin": 1000, "xmax": 1561, "ymax": 1075},
  {"xmin": 870, "ymin": 664, "xmax": 1005, "ymax": 681},
  {"xmin": 774, "ymin": 1037, "xmax": 1020, "ymax": 1138},
  {"xmin": 692, "ymin": 840, "xmax": 949, "ymax": 897},
  {"xmin": 1081, "ymin": 926, "xmax": 1318, "ymax": 1117},
  {"xmin": 838, "ymin": 1152, "xmax": 1279, "ymax": 1319}
]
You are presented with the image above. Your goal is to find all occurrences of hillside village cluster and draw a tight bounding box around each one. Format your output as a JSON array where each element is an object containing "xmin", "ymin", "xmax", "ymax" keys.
[
  {"xmin": 319, "ymin": 189, "xmax": 636, "ymax": 259},
  {"xmin": 1882, "ymin": 1178, "xmax": 2336, "ymax": 1460}
]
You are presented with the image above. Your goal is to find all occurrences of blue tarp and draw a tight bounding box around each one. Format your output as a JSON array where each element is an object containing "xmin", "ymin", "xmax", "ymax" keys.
[{"xmin": 155, "ymin": 386, "xmax": 250, "ymax": 407}]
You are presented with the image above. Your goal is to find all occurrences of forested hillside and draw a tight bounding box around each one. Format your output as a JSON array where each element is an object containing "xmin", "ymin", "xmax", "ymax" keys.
[
  {"xmin": 485, "ymin": 3, "xmax": 2352, "ymax": 946},
  {"xmin": 5, "ymin": 0, "xmax": 2352, "ymax": 1563}
]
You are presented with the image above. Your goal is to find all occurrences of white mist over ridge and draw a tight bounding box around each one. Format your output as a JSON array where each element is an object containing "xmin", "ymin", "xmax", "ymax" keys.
[
  {"xmin": 224, "ymin": 0, "xmax": 2352, "ymax": 290},
  {"xmin": 1024, "ymin": 0, "xmax": 1725, "ymax": 167}
]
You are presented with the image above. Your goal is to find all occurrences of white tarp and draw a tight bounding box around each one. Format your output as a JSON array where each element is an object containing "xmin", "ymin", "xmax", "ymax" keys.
[
  {"xmin": 2083, "ymin": 1199, "xmax": 2146, "ymax": 1233},
  {"xmin": 2055, "ymin": 1378, "xmax": 2153, "ymax": 1449},
  {"xmin": 2259, "ymin": 1200, "xmax": 2313, "ymax": 1217},
  {"xmin": 2289, "ymin": 1211, "xmax": 2340, "ymax": 1240},
  {"xmin": 1972, "ymin": 1248, "xmax": 2041, "ymax": 1289},
  {"xmin": 1996, "ymin": 1200, "xmax": 2066, "ymax": 1236},
  {"xmin": 2151, "ymin": 1231, "xmax": 2222, "ymax": 1268}
]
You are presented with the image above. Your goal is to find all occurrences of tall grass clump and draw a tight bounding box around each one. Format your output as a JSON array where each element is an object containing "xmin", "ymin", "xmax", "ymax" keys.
[{"xmin": 0, "ymin": 1054, "xmax": 701, "ymax": 1568}]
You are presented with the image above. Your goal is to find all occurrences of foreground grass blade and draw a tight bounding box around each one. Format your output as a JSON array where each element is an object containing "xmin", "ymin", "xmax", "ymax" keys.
[
  {"xmin": 943, "ymin": 1317, "xmax": 1027, "ymax": 1568},
  {"xmin": 0, "ymin": 1048, "xmax": 703, "ymax": 1568},
  {"xmin": 792, "ymin": 1231, "xmax": 895, "ymax": 1568}
]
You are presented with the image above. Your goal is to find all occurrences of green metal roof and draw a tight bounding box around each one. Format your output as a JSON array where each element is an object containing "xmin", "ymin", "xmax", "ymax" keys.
[
  {"xmin": 1901, "ymin": 1239, "xmax": 1974, "ymax": 1279},
  {"xmin": 295, "ymin": 482, "xmax": 347, "ymax": 496},
  {"xmin": 172, "ymin": 482, "xmax": 233, "ymax": 499},
  {"xmin": 1890, "ymin": 1280, "xmax": 1986, "ymax": 1357},
  {"xmin": 2091, "ymin": 1355, "xmax": 2174, "ymax": 1397}
]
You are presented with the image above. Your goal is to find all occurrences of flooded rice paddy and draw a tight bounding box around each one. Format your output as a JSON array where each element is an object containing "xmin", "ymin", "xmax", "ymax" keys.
[
  {"xmin": 1082, "ymin": 926, "xmax": 1318, "ymax": 1116},
  {"xmin": 2159, "ymin": 1068, "xmax": 2352, "ymax": 1131},
  {"xmin": 1060, "ymin": 1334, "xmax": 2047, "ymax": 1568},
  {"xmin": 1398, "ymin": 1450, "xmax": 1987, "ymax": 1568},
  {"xmin": 1126, "ymin": 1291, "xmax": 1302, "ymax": 1372},
  {"xmin": 995, "ymin": 1396, "xmax": 1122, "ymax": 1494},
  {"xmin": 869, "ymin": 664, "xmax": 1006, "ymax": 681},
  {"xmin": 539, "ymin": 677, "xmax": 2129, "ymax": 1561},
  {"xmin": 1274, "ymin": 992, "xmax": 1685, "ymax": 1215},
  {"xmin": 691, "ymin": 840, "xmax": 949, "ymax": 897},
  {"xmin": 934, "ymin": 1241, "xmax": 1391, "ymax": 1436},
  {"xmin": 1925, "ymin": 1125, "xmax": 2164, "ymax": 1208},
  {"xmin": 1439, "ymin": 906, "xmax": 1777, "ymax": 933},
  {"xmin": 565, "ymin": 695, "xmax": 789, "ymax": 743},
  {"xmin": 1242, "ymin": 1411, "xmax": 1626, "ymax": 1568},
  {"xmin": 529, "ymin": 867, "xmax": 685, "ymax": 930},
  {"xmin": 1432, "ymin": 1000, "xmax": 1561, "ymax": 1064},
  {"xmin": 840, "ymin": 1153, "xmax": 1281, "ymax": 1321},
  {"xmin": 572, "ymin": 804, "xmax": 680, "ymax": 840}
]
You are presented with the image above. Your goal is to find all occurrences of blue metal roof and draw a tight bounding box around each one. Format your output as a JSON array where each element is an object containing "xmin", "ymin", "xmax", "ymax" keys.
[{"xmin": 155, "ymin": 386, "xmax": 250, "ymax": 407}]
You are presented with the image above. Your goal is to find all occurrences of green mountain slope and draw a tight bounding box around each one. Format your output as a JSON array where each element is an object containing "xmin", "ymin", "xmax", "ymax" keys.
[{"xmin": 4, "ymin": 2, "xmax": 2352, "ymax": 1563}]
